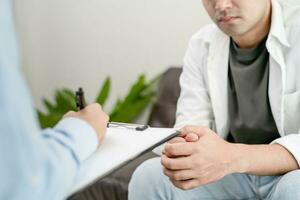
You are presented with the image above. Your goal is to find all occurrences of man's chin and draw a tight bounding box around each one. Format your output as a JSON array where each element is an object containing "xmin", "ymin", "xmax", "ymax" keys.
[{"xmin": 218, "ymin": 26, "xmax": 247, "ymax": 38}]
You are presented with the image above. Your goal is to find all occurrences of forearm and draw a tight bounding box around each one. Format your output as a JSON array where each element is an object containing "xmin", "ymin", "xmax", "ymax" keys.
[{"xmin": 231, "ymin": 143, "xmax": 299, "ymax": 176}]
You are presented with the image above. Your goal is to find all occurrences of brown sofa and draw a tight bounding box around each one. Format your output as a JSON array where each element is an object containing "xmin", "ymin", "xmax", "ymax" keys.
[{"xmin": 69, "ymin": 67, "xmax": 182, "ymax": 200}]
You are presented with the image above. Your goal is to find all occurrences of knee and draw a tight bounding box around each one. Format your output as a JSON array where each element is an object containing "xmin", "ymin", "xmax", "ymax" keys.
[
  {"xmin": 279, "ymin": 170, "xmax": 300, "ymax": 190},
  {"xmin": 273, "ymin": 170, "xmax": 300, "ymax": 199},
  {"xmin": 129, "ymin": 157, "xmax": 167, "ymax": 198}
]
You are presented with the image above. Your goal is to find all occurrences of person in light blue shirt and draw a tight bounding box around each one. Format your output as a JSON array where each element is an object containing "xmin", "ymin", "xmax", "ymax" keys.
[{"xmin": 0, "ymin": 0, "xmax": 109, "ymax": 199}]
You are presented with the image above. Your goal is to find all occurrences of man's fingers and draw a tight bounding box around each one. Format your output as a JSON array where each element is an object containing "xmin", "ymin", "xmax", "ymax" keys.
[
  {"xmin": 163, "ymin": 167, "xmax": 195, "ymax": 181},
  {"xmin": 180, "ymin": 126, "xmax": 210, "ymax": 137},
  {"xmin": 167, "ymin": 137, "xmax": 186, "ymax": 144},
  {"xmin": 163, "ymin": 137, "xmax": 186, "ymax": 157},
  {"xmin": 164, "ymin": 142, "xmax": 193, "ymax": 157},
  {"xmin": 161, "ymin": 154, "xmax": 193, "ymax": 170},
  {"xmin": 184, "ymin": 133, "xmax": 199, "ymax": 142}
]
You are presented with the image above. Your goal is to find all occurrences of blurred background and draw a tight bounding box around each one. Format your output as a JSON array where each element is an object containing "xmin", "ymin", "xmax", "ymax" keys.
[{"xmin": 13, "ymin": 0, "xmax": 211, "ymax": 123}]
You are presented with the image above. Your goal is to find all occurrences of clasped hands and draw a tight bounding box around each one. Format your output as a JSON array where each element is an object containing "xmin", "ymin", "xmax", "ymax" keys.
[{"xmin": 161, "ymin": 126, "xmax": 239, "ymax": 190}]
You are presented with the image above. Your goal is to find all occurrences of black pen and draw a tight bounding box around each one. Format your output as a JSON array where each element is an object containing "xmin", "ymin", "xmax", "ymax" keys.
[
  {"xmin": 76, "ymin": 88, "xmax": 86, "ymax": 110},
  {"xmin": 75, "ymin": 87, "xmax": 149, "ymax": 131}
]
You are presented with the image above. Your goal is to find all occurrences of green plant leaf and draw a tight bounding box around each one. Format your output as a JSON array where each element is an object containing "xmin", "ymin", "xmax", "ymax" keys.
[
  {"xmin": 37, "ymin": 88, "xmax": 77, "ymax": 128},
  {"xmin": 96, "ymin": 77, "xmax": 111, "ymax": 106},
  {"xmin": 37, "ymin": 73, "xmax": 161, "ymax": 129},
  {"xmin": 109, "ymin": 94, "xmax": 154, "ymax": 122},
  {"xmin": 109, "ymin": 74, "xmax": 160, "ymax": 122},
  {"xmin": 124, "ymin": 75, "xmax": 146, "ymax": 103},
  {"xmin": 109, "ymin": 98, "xmax": 122, "ymax": 116},
  {"xmin": 37, "ymin": 111, "xmax": 62, "ymax": 129},
  {"xmin": 42, "ymin": 98, "xmax": 56, "ymax": 113},
  {"xmin": 55, "ymin": 89, "xmax": 77, "ymax": 113},
  {"xmin": 141, "ymin": 74, "xmax": 161, "ymax": 95}
]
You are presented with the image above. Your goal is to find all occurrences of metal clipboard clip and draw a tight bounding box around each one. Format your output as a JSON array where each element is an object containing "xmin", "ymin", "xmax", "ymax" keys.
[{"xmin": 107, "ymin": 122, "xmax": 149, "ymax": 131}]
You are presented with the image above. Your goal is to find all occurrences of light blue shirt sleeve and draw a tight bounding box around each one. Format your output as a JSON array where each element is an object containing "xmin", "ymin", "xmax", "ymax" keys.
[{"xmin": 0, "ymin": 0, "xmax": 98, "ymax": 199}]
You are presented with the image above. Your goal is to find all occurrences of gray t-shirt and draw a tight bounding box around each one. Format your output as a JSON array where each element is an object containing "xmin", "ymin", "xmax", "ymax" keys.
[{"xmin": 228, "ymin": 37, "xmax": 280, "ymax": 144}]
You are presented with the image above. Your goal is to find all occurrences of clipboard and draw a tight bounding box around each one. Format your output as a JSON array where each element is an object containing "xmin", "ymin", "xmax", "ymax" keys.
[{"xmin": 67, "ymin": 126, "xmax": 180, "ymax": 197}]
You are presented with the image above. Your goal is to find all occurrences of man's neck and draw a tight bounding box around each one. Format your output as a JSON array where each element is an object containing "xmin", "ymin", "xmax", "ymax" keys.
[{"xmin": 233, "ymin": 4, "xmax": 272, "ymax": 49}]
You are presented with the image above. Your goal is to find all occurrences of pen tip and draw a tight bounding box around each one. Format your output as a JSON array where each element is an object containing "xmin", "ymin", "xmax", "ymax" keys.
[{"xmin": 76, "ymin": 87, "xmax": 84, "ymax": 95}]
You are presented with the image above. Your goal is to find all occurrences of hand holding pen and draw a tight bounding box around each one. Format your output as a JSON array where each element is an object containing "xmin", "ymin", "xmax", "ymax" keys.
[
  {"xmin": 75, "ymin": 87, "xmax": 149, "ymax": 131},
  {"xmin": 64, "ymin": 88, "xmax": 109, "ymax": 145}
]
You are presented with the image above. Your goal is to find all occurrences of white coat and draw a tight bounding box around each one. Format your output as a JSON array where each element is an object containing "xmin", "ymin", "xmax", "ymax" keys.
[{"xmin": 175, "ymin": 0, "xmax": 300, "ymax": 165}]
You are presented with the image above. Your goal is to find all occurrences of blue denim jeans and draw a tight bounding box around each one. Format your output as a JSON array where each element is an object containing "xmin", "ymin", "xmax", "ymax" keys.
[{"xmin": 129, "ymin": 158, "xmax": 300, "ymax": 200}]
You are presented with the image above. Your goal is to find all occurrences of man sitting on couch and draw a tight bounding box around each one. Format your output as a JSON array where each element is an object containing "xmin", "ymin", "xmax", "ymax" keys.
[{"xmin": 129, "ymin": 0, "xmax": 300, "ymax": 199}]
